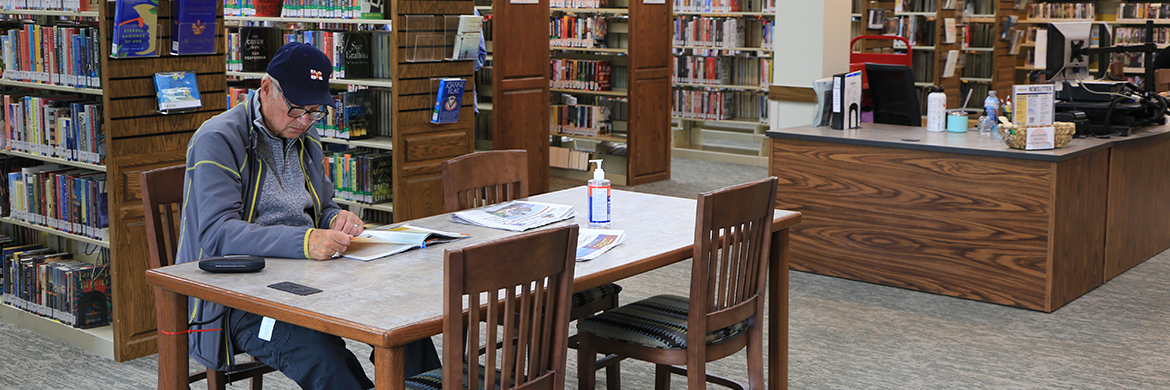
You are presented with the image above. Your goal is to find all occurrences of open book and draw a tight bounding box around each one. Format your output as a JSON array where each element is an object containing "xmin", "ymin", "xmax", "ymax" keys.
[
  {"xmin": 451, "ymin": 201, "xmax": 576, "ymax": 232},
  {"xmin": 342, "ymin": 225, "xmax": 470, "ymax": 261},
  {"xmin": 576, "ymin": 229, "xmax": 625, "ymax": 261}
]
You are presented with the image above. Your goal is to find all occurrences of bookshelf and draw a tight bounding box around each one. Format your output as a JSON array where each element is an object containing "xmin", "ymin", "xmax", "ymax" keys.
[
  {"xmin": 482, "ymin": 0, "xmax": 671, "ymax": 187},
  {"xmin": 669, "ymin": 0, "xmax": 775, "ymax": 165},
  {"xmin": 1014, "ymin": 1, "xmax": 1108, "ymax": 86}
]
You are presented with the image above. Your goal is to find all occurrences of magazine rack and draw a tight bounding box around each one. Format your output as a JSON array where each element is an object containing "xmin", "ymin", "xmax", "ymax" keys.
[{"xmin": 403, "ymin": 15, "xmax": 478, "ymax": 62}]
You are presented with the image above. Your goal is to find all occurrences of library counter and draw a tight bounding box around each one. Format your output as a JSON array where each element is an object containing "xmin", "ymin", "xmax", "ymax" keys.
[{"xmin": 767, "ymin": 123, "xmax": 1170, "ymax": 312}]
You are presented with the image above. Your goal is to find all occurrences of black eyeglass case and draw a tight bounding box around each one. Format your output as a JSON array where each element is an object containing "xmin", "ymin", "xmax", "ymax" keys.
[{"xmin": 198, "ymin": 255, "xmax": 266, "ymax": 273}]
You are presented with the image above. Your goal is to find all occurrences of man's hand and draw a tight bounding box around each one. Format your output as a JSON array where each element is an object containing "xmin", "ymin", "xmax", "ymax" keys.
[
  {"xmin": 308, "ymin": 229, "xmax": 351, "ymax": 260},
  {"xmin": 330, "ymin": 210, "xmax": 364, "ymax": 236}
]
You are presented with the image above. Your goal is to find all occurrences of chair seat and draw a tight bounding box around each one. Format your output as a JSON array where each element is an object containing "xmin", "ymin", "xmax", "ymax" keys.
[
  {"xmin": 576, "ymin": 294, "xmax": 748, "ymax": 350},
  {"xmin": 572, "ymin": 283, "xmax": 622, "ymax": 309},
  {"xmin": 405, "ymin": 364, "xmax": 505, "ymax": 390}
]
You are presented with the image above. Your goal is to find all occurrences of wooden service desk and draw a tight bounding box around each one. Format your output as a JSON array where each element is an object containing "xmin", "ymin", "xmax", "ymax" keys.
[
  {"xmin": 766, "ymin": 123, "xmax": 1170, "ymax": 312},
  {"xmin": 145, "ymin": 187, "xmax": 801, "ymax": 390}
]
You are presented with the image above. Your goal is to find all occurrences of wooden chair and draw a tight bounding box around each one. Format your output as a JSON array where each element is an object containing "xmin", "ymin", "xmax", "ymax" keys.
[
  {"xmin": 443, "ymin": 150, "xmax": 624, "ymax": 386},
  {"xmin": 404, "ymin": 224, "xmax": 580, "ymax": 390},
  {"xmin": 576, "ymin": 177, "xmax": 780, "ymax": 390},
  {"xmin": 141, "ymin": 165, "xmax": 276, "ymax": 390}
]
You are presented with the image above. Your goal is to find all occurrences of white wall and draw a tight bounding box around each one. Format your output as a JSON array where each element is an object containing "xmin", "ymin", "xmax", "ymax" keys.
[{"xmin": 769, "ymin": 0, "xmax": 851, "ymax": 130}]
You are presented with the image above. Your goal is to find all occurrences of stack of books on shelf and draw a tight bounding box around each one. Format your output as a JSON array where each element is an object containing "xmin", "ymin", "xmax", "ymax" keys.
[
  {"xmin": 672, "ymin": 0, "xmax": 775, "ymax": 12},
  {"xmin": 895, "ymin": 0, "xmax": 936, "ymax": 13},
  {"xmin": 963, "ymin": 23, "xmax": 995, "ymax": 49},
  {"xmin": 672, "ymin": 89, "xmax": 731, "ymax": 120},
  {"xmin": 1115, "ymin": 26, "xmax": 1170, "ymax": 46},
  {"xmin": 1116, "ymin": 3, "xmax": 1170, "ymax": 21},
  {"xmin": 965, "ymin": 0, "xmax": 995, "ymax": 15},
  {"xmin": 224, "ymin": 0, "xmax": 386, "ymax": 19},
  {"xmin": 551, "ymin": 59, "xmax": 613, "ymax": 91},
  {"xmin": 549, "ymin": 146, "xmax": 591, "ymax": 171},
  {"xmin": 1, "ymin": 240, "xmax": 111, "ymax": 329},
  {"xmin": 2, "ymin": 93, "xmax": 105, "ymax": 165},
  {"xmin": 1, "ymin": 0, "xmax": 98, "ymax": 13},
  {"xmin": 6, "ymin": 163, "xmax": 109, "ymax": 241},
  {"xmin": 0, "ymin": 24, "xmax": 103, "ymax": 89},
  {"xmin": 323, "ymin": 149, "xmax": 392, "ymax": 205},
  {"xmin": 227, "ymin": 26, "xmax": 392, "ymax": 80},
  {"xmin": 1025, "ymin": 2, "xmax": 1095, "ymax": 20},
  {"xmin": 551, "ymin": 103, "xmax": 611, "ymax": 137},
  {"xmin": 881, "ymin": 15, "xmax": 934, "ymax": 48},
  {"xmin": 549, "ymin": 0, "xmax": 608, "ymax": 9},
  {"xmin": 318, "ymin": 87, "xmax": 390, "ymax": 140},
  {"xmin": 961, "ymin": 51, "xmax": 993, "ymax": 78},
  {"xmin": 913, "ymin": 51, "xmax": 934, "ymax": 83},
  {"xmin": 550, "ymin": 15, "xmax": 609, "ymax": 49},
  {"xmin": 674, "ymin": 17, "xmax": 773, "ymax": 49}
]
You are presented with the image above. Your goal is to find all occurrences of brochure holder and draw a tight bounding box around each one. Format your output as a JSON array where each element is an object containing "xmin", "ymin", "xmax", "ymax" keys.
[
  {"xmin": 154, "ymin": 70, "xmax": 203, "ymax": 114},
  {"xmin": 171, "ymin": 23, "xmax": 219, "ymax": 55},
  {"xmin": 404, "ymin": 15, "xmax": 446, "ymax": 62}
]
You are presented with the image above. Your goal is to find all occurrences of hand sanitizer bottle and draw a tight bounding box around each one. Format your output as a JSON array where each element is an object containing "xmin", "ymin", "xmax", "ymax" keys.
[{"xmin": 587, "ymin": 159, "xmax": 611, "ymax": 228}]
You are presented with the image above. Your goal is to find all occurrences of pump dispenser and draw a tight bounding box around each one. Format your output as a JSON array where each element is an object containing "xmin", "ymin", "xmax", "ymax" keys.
[{"xmin": 587, "ymin": 159, "xmax": 611, "ymax": 227}]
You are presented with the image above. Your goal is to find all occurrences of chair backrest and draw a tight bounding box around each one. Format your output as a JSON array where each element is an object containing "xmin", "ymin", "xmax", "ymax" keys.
[
  {"xmin": 140, "ymin": 165, "xmax": 186, "ymax": 270},
  {"xmin": 443, "ymin": 224, "xmax": 578, "ymax": 390},
  {"xmin": 691, "ymin": 177, "xmax": 778, "ymax": 340},
  {"xmin": 865, "ymin": 63, "xmax": 922, "ymax": 127},
  {"xmin": 442, "ymin": 150, "xmax": 529, "ymax": 213}
]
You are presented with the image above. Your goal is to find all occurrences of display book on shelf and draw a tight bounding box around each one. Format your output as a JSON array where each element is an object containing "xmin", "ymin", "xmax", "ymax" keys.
[{"xmin": 0, "ymin": 4, "xmax": 112, "ymax": 343}]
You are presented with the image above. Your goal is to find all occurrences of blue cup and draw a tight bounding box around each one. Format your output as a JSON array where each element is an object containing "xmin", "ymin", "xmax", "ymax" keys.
[{"xmin": 946, "ymin": 111, "xmax": 968, "ymax": 133}]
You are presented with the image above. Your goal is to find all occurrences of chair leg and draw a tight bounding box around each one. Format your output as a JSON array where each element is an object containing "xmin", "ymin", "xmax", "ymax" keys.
[
  {"xmin": 251, "ymin": 375, "xmax": 263, "ymax": 390},
  {"xmin": 605, "ymin": 361, "xmax": 621, "ymax": 390},
  {"xmin": 207, "ymin": 369, "xmax": 227, "ymax": 390},
  {"xmin": 746, "ymin": 321, "xmax": 765, "ymax": 390},
  {"xmin": 654, "ymin": 364, "xmax": 671, "ymax": 390},
  {"xmin": 578, "ymin": 333, "xmax": 598, "ymax": 390},
  {"xmin": 687, "ymin": 361, "xmax": 706, "ymax": 390}
]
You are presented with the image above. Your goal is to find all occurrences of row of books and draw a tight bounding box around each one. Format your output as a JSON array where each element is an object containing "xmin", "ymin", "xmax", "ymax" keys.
[
  {"xmin": 227, "ymin": 27, "xmax": 390, "ymax": 80},
  {"xmin": 673, "ymin": 55, "xmax": 770, "ymax": 87},
  {"xmin": 894, "ymin": 0, "xmax": 936, "ymax": 13},
  {"xmin": 0, "ymin": 24, "xmax": 102, "ymax": 89},
  {"xmin": 548, "ymin": 146, "xmax": 592, "ymax": 171},
  {"xmin": 1111, "ymin": 52, "xmax": 1147, "ymax": 68},
  {"xmin": 225, "ymin": 0, "xmax": 385, "ymax": 19},
  {"xmin": 322, "ymin": 149, "xmax": 392, "ymax": 205},
  {"xmin": 2, "ymin": 94, "xmax": 105, "ymax": 165},
  {"xmin": 1116, "ymin": 3, "xmax": 1170, "ymax": 20},
  {"xmin": 1025, "ymin": 3, "xmax": 1095, "ymax": 20},
  {"xmin": 0, "ymin": 0, "xmax": 96, "ymax": 13},
  {"xmin": 880, "ymin": 15, "xmax": 935, "ymax": 48},
  {"xmin": 674, "ymin": 0, "xmax": 775, "ymax": 13},
  {"xmin": 551, "ymin": 104, "xmax": 611, "ymax": 137},
  {"xmin": 549, "ymin": 0, "xmax": 609, "ymax": 10},
  {"xmin": 227, "ymin": 86, "xmax": 252, "ymax": 109},
  {"xmin": 550, "ymin": 16, "xmax": 609, "ymax": 49},
  {"xmin": 672, "ymin": 89, "xmax": 733, "ymax": 121},
  {"xmin": 6, "ymin": 163, "xmax": 109, "ymax": 241},
  {"xmin": 964, "ymin": 0, "xmax": 995, "ymax": 15},
  {"xmin": 1, "ymin": 241, "xmax": 112, "ymax": 329},
  {"xmin": 912, "ymin": 51, "xmax": 934, "ymax": 83},
  {"xmin": 961, "ymin": 51, "xmax": 993, "ymax": 79},
  {"xmin": 673, "ymin": 17, "xmax": 773, "ymax": 49},
  {"xmin": 1114, "ymin": 26, "xmax": 1170, "ymax": 45},
  {"xmin": 551, "ymin": 59, "xmax": 613, "ymax": 91},
  {"xmin": 963, "ymin": 23, "xmax": 996, "ymax": 49},
  {"xmin": 317, "ymin": 87, "xmax": 391, "ymax": 140}
]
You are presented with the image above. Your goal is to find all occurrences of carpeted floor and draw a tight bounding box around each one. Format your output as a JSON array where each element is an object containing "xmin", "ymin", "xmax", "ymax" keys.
[{"xmin": 1, "ymin": 157, "xmax": 1167, "ymax": 389}]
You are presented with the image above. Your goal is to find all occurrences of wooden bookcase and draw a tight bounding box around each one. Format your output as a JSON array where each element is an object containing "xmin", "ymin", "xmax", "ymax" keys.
[{"xmin": 482, "ymin": 0, "xmax": 671, "ymax": 187}]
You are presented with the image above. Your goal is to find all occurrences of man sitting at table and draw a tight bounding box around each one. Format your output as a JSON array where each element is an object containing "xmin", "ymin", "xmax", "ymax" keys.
[{"xmin": 176, "ymin": 42, "xmax": 440, "ymax": 389}]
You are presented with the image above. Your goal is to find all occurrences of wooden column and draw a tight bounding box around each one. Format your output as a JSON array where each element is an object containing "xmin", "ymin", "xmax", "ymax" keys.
[
  {"xmin": 627, "ymin": 0, "xmax": 672, "ymax": 185},
  {"xmin": 491, "ymin": 0, "xmax": 551, "ymax": 194}
]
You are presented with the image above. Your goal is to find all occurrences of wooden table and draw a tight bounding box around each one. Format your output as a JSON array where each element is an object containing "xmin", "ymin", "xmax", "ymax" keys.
[
  {"xmin": 145, "ymin": 187, "xmax": 802, "ymax": 390},
  {"xmin": 766, "ymin": 123, "xmax": 1170, "ymax": 312}
]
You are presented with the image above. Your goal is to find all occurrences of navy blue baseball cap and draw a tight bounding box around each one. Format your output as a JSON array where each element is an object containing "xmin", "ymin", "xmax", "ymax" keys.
[{"xmin": 267, "ymin": 42, "xmax": 335, "ymax": 108}]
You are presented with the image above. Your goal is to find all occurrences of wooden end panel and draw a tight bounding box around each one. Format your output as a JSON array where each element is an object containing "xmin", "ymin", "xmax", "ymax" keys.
[
  {"xmin": 104, "ymin": 55, "xmax": 227, "ymax": 80},
  {"xmin": 394, "ymin": 168, "xmax": 444, "ymax": 222},
  {"xmin": 107, "ymin": 111, "xmax": 214, "ymax": 139},
  {"xmin": 397, "ymin": 90, "xmax": 474, "ymax": 111},
  {"xmin": 109, "ymin": 94, "xmax": 227, "ymax": 120},
  {"xmin": 1047, "ymin": 150, "xmax": 1108, "ymax": 312},
  {"xmin": 628, "ymin": 0, "xmax": 671, "ymax": 70},
  {"xmin": 396, "ymin": 62, "xmax": 473, "ymax": 80},
  {"xmin": 770, "ymin": 138, "xmax": 1053, "ymax": 310},
  {"xmin": 397, "ymin": 107, "xmax": 476, "ymax": 135},
  {"xmin": 396, "ymin": 77, "xmax": 474, "ymax": 98},
  {"xmin": 108, "ymin": 137, "xmax": 189, "ymax": 361},
  {"xmin": 493, "ymin": 84, "xmax": 550, "ymax": 194},
  {"xmin": 403, "ymin": 131, "xmax": 471, "ymax": 163},
  {"xmin": 768, "ymin": 85, "xmax": 817, "ymax": 103},
  {"xmin": 494, "ymin": 0, "xmax": 550, "ymax": 79},
  {"xmin": 1105, "ymin": 135, "xmax": 1170, "ymax": 280},
  {"xmin": 627, "ymin": 72, "xmax": 670, "ymax": 186},
  {"xmin": 107, "ymin": 74, "xmax": 227, "ymax": 100}
]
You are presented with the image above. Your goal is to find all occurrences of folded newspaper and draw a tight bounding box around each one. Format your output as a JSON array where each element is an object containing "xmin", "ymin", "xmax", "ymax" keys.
[
  {"xmin": 576, "ymin": 229, "xmax": 625, "ymax": 261},
  {"xmin": 450, "ymin": 201, "xmax": 576, "ymax": 232}
]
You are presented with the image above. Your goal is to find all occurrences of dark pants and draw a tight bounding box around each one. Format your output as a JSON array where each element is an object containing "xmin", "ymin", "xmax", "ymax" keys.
[{"xmin": 229, "ymin": 309, "xmax": 441, "ymax": 390}]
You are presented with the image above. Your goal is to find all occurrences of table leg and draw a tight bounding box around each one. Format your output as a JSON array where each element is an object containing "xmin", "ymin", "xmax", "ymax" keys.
[
  {"xmin": 374, "ymin": 345, "xmax": 406, "ymax": 390},
  {"xmin": 768, "ymin": 229, "xmax": 789, "ymax": 390},
  {"xmin": 154, "ymin": 287, "xmax": 189, "ymax": 390}
]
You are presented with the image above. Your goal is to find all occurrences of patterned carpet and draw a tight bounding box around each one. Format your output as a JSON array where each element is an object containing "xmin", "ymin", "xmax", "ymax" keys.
[{"xmin": 1, "ymin": 157, "xmax": 1167, "ymax": 389}]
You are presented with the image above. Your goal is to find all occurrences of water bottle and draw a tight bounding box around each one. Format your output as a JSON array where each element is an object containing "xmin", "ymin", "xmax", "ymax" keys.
[
  {"xmin": 977, "ymin": 115, "xmax": 995, "ymax": 137},
  {"xmin": 983, "ymin": 90, "xmax": 1000, "ymax": 134},
  {"xmin": 926, "ymin": 86, "xmax": 946, "ymax": 132}
]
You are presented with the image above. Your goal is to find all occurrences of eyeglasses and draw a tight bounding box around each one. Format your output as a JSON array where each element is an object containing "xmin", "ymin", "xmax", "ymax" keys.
[{"xmin": 272, "ymin": 81, "xmax": 329, "ymax": 122}]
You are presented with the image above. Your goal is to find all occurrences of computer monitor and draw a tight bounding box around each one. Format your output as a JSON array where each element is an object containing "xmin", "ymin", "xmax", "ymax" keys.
[
  {"xmin": 865, "ymin": 63, "xmax": 921, "ymax": 127},
  {"xmin": 1044, "ymin": 22, "xmax": 1113, "ymax": 80}
]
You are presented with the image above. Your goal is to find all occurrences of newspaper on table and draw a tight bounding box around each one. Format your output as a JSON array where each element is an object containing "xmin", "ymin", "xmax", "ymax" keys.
[
  {"xmin": 575, "ymin": 229, "xmax": 625, "ymax": 261},
  {"xmin": 450, "ymin": 201, "xmax": 576, "ymax": 232}
]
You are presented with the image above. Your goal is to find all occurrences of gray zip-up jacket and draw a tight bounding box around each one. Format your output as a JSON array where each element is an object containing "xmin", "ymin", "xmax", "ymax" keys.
[{"xmin": 176, "ymin": 92, "xmax": 342, "ymax": 371}]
